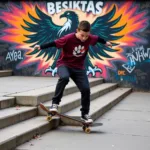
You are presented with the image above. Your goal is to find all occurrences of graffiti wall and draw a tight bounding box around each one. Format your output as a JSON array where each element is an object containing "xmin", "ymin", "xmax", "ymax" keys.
[{"xmin": 0, "ymin": 0, "xmax": 150, "ymax": 91}]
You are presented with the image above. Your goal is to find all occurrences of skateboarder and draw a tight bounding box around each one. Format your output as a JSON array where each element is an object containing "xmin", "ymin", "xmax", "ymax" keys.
[{"xmin": 33, "ymin": 20, "xmax": 112, "ymax": 123}]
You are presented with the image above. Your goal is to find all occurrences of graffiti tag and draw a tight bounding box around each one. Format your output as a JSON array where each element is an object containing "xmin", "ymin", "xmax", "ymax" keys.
[
  {"xmin": 118, "ymin": 70, "xmax": 126, "ymax": 75},
  {"xmin": 5, "ymin": 50, "xmax": 23, "ymax": 61},
  {"xmin": 122, "ymin": 46, "xmax": 150, "ymax": 73}
]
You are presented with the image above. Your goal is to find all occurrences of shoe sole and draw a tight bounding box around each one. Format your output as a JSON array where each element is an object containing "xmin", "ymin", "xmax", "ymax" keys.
[
  {"xmin": 49, "ymin": 109, "xmax": 58, "ymax": 112},
  {"xmin": 81, "ymin": 118, "xmax": 93, "ymax": 123}
]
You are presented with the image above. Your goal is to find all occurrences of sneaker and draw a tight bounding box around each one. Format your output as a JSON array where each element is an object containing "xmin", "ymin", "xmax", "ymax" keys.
[
  {"xmin": 49, "ymin": 104, "xmax": 58, "ymax": 112},
  {"xmin": 81, "ymin": 114, "xmax": 93, "ymax": 123}
]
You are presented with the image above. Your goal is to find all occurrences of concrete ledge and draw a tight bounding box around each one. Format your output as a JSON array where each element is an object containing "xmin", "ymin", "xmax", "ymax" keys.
[
  {"xmin": 0, "ymin": 70, "xmax": 13, "ymax": 77},
  {"xmin": 0, "ymin": 97, "xmax": 15, "ymax": 109},
  {"xmin": 7, "ymin": 78, "xmax": 103, "ymax": 106},
  {"xmin": 0, "ymin": 107, "xmax": 37, "ymax": 129}
]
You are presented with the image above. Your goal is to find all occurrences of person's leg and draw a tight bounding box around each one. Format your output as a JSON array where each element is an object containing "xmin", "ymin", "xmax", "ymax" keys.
[
  {"xmin": 51, "ymin": 66, "xmax": 70, "ymax": 111},
  {"xmin": 70, "ymin": 68, "xmax": 93, "ymax": 122}
]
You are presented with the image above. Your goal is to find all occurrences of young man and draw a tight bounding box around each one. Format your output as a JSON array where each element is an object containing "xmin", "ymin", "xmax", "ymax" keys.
[{"xmin": 34, "ymin": 21, "xmax": 112, "ymax": 123}]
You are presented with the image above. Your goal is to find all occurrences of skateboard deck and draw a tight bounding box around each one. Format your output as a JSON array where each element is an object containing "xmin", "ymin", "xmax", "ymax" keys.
[{"xmin": 39, "ymin": 103, "xmax": 103, "ymax": 133}]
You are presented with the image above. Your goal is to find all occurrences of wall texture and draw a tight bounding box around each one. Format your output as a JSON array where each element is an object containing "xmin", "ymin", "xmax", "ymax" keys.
[{"xmin": 0, "ymin": 0, "xmax": 150, "ymax": 91}]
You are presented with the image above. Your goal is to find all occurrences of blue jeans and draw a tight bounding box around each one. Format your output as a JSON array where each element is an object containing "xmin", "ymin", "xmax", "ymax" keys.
[{"xmin": 52, "ymin": 66, "xmax": 90, "ymax": 115}]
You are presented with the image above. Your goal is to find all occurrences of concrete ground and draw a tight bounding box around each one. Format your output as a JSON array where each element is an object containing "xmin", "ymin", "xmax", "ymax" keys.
[{"xmin": 16, "ymin": 92, "xmax": 150, "ymax": 150}]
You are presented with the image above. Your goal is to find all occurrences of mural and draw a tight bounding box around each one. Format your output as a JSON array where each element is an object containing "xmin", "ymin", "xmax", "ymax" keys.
[{"xmin": 0, "ymin": 1, "xmax": 150, "ymax": 91}]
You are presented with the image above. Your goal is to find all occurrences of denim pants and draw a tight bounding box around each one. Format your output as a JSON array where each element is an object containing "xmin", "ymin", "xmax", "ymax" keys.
[{"xmin": 52, "ymin": 66, "xmax": 90, "ymax": 115}]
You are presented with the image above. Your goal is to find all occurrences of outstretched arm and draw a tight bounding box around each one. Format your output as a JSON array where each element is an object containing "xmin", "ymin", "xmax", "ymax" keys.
[
  {"xmin": 33, "ymin": 34, "xmax": 68, "ymax": 50},
  {"xmin": 33, "ymin": 41, "xmax": 56, "ymax": 50},
  {"xmin": 98, "ymin": 37, "xmax": 112, "ymax": 47},
  {"xmin": 40, "ymin": 41, "xmax": 56, "ymax": 49}
]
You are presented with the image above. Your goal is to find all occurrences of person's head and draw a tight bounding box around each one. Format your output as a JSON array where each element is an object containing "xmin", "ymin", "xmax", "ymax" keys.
[{"xmin": 76, "ymin": 21, "xmax": 91, "ymax": 42}]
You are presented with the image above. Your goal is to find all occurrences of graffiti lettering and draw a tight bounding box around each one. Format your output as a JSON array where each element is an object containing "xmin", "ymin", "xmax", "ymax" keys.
[
  {"xmin": 129, "ymin": 47, "xmax": 150, "ymax": 63},
  {"xmin": 47, "ymin": 1, "xmax": 103, "ymax": 15},
  {"xmin": 122, "ymin": 64, "xmax": 135, "ymax": 73},
  {"xmin": 5, "ymin": 50, "xmax": 23, "ymax": 61},
  {"xmin": 122, "ymin": 46, "xmax": 150, "ymax": 73},
  {"xmin": 118, "ymin": 70, "xmax": 126, "ymax": 75}
]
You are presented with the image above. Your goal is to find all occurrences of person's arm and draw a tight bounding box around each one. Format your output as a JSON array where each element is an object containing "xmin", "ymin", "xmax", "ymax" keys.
[
  {"xmin": 33, "ymin": 41, "xmax": 56, "ymax": 50},
  {"xmin": 90, "ymin": 35, "xmax": 112, "ymax": 47},
  {"xmin": 98, "ymin": 37, "xmax": 112, "ymax": 47},
  {"xmin": 33, "ymin": 34, "xmax": 68, "ymax": 50},
  {"xmin": 97, "ymin": 37, "xmax": 106, "ymax": 44},
  {"xmin": 40, "ymin": 41, "xmax": 56, "ymax": 49}
]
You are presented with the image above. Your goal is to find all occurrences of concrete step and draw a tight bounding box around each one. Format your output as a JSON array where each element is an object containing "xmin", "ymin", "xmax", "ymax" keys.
[
  {"xmin": 0, "ymin": 70, "xmax": 13, "ymax": 77},
  {"xmin": 0, "ymin": 97, "xmax": 15, "ymax": 109},
  {"xmin": 61, "ymin": 88, "xmax": 132, "ymax": 125},
  {"xmin": 38, "ymin": 83, "xmax": 118, "ymax": 115},
  {"xmin": 7, "ymin": 78, "xmax": 103, "ymax": 106},
  {"xmin": 0, "ymin": 106, "xmax": 37, "ymax": 129},
  {"xmin": 15, "ymin": 91, "xmax": 150, "ymax": 150},
  {"xmin": 0, "ymin": 116, "xmax": 60, "ymax": 150}
]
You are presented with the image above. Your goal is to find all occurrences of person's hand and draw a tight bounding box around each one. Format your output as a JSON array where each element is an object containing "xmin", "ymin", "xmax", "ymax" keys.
[
  {"xmin": 33, "ymin": 45, "xmax": 41, "ymax": 50},
  {"xmin": 105, "ymin": 41, "xmax": 112, "ymax": 48}
]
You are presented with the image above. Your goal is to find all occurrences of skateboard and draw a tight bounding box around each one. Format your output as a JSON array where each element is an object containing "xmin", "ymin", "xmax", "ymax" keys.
[{"xmin": 39, "ymin": 103, "xmax": 103, "ymax": 133}]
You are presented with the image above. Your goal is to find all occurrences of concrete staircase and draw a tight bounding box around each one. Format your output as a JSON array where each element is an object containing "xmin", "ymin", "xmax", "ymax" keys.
[{"xmin": 0, "ymin": 78, "xmax": 132, "ymax": 150}]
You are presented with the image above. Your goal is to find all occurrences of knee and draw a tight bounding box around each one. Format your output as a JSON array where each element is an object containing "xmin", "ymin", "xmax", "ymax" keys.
[{"xmin": 60, "ymin": 76, "xmax": 69, "ymax": 84}]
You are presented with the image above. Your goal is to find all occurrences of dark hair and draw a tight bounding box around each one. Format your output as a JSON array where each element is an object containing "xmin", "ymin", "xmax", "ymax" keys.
[{"xmin": 78, "ymin": 21, "xmax": 91, "ymax": 32}]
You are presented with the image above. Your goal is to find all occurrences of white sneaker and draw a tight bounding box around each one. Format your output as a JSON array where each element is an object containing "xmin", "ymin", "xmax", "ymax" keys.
[
  {"xmin": 49, "ymin": 104, "xmax": 58, "ymax": 112},
  {"xmin": 81, "ymin": 114, "xmax": 93, "ymax": 123}
]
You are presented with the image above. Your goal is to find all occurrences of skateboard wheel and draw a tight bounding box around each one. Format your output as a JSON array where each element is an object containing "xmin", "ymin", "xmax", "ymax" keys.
[
  {"xmin": 85, "ymin": 127, "xmax": 91, "ymax": 133},
  {"xmin": 47, "ymin": 115, "xmax": 52, "ymax": 121},
  {"xmin": 82, "ymin": 126, "xmax": 91, "ymax": 133}
]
